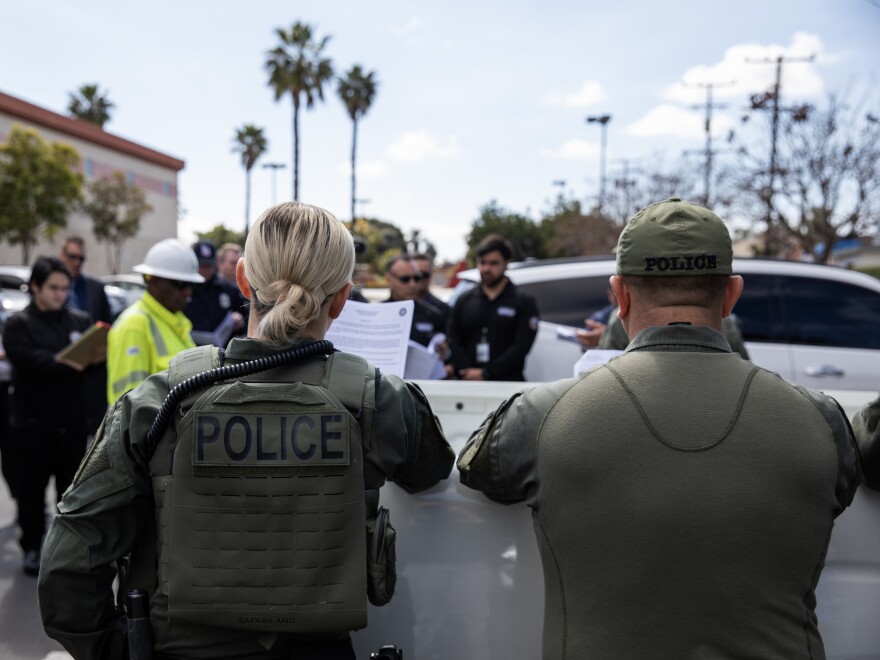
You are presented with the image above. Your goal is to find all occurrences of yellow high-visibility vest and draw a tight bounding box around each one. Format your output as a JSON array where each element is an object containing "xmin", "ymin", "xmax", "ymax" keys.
[{"xmin": 107, "ymin": 292, "xmax": 195, "ymax": 403}]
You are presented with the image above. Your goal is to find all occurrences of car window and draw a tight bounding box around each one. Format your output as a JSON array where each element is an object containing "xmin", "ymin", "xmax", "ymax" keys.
[
  {"xmin": 781, "ymin": 276, "xmax": 880, "ymax": 350},
  {"xmin": 735, "ymin": 274, "xmax": 785, "ymax": 343},
  {"xmin": 518, "ymin": 276, "xmax": 611, "ymax": 327}
]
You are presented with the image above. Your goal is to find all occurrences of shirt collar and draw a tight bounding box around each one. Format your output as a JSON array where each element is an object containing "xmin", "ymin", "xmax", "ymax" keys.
[
  {"xmin": 140, "ymin": 292, "xmax": 193, "ymax": 335},
  {"xmin": 626, "ymin": 324, "xmax": 732, "ymax": 354}
]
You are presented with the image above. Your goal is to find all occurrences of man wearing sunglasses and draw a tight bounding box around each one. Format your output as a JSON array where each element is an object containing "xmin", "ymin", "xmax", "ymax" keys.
[
  {"xmin": 58, "ymin": 235, "xmax": 113, "ymax": 436},
  {"xmin": 106, "ymin": 239, "xmax": 204, "ymax": 403},
  {"xmin": 384, "ymin": 254, "xmax": 446, "ymax": 349}
]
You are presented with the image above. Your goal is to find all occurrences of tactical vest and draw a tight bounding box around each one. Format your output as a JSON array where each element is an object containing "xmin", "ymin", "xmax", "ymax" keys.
[{"xmin": 150, "ymin": 346, "xmax": 375, "ymax": 634}]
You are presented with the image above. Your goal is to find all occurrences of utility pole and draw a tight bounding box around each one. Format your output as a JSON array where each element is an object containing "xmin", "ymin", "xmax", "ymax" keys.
[
  {"xmin": 746, "ymin": 53, "xmax": 815, "ymax": 255},
  {"xmin": 609, "ymin": 158, "xmax": 643, "ymax": 222},
  {"xmin": 684, "ymin": 81, "xmax": 734, "ymax": 207},
  {"xmin": 586, "ymin": 114, "xmax": 612, "ymax": 215}
]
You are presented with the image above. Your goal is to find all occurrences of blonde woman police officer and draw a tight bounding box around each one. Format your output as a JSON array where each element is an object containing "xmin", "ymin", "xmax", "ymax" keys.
[{"xmin": 40, "ymin": 202, "xmax": 454, "ymax": 660}]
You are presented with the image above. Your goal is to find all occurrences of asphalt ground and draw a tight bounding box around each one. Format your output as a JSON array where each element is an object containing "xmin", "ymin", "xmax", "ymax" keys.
[{"xmin": 0, "ymin": 479, "xmax": 72, "ymax": 660}]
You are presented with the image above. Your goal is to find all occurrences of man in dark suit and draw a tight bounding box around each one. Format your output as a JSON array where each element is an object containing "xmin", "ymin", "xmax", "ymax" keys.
[{"xmin": 59, "ymin": 236, "xmax": 111, "ymax": 436}]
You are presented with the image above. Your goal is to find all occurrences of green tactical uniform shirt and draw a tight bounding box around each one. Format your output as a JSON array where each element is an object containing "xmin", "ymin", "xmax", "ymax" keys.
[
  {"xmin": 39, "ymin": 337, "xmax": 454, "ymax": 660},
  {"xmin": 598, "ymin": 308, "xmax": 751, "ymax": 360},
  {"xmin": 458, "ymin": 325, "xmax": 862, "ymax": 660},
  {"xmin": 852, "ymin": 393, "xmax": 880, "ymax": 491}
]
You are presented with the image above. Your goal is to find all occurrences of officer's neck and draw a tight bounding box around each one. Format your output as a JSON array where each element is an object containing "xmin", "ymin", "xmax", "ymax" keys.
[
  {"xmin": 481, "ymin": 276, "xmax": 509, "ymax": 301},
  {"xmin": 623, "ymin": 305, "xmax": 723, "ymax": 338}
]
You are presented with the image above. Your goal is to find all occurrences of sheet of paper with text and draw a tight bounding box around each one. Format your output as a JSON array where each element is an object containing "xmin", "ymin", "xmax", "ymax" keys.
[{"xmin": 326, "ymin": 300, "xmax": 414, "ymax": 377}]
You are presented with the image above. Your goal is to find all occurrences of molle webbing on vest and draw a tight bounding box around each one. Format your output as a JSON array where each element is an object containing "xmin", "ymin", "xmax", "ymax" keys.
[
  {"xmin": 165, "ymin": 381, "xmax": 367, "ymax": 633},
  {"xmin": 155, "ymin": 348, "xmax": 375, "ymax": 634}
]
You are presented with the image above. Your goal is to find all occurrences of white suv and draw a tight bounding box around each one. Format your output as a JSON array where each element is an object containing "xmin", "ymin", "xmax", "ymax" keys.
[{"xmin": 453, "ymin": 258, "xmax": 880, "ymax": 390}]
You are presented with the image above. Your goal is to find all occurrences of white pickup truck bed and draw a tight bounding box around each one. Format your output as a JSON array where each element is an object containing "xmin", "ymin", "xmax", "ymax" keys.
[{"xmin": 352, "ymin": 383, "xmax": 880, "ymax": 660}]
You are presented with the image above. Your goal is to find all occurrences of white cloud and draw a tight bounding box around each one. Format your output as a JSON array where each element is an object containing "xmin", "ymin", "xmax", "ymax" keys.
[
  {"xmin": 627, "ymin": 105, "xmax": 706, "ymax": 139},
  {"xmin": 390, "ymin": 18, "xmax": 420, "ymax": 36},
  {"xmin": 628, "ymin": 104, "xmax": 738, "ymax": 140},
  {"xmin": 336, "ymin": 160, "xmax": 387, "ymax": 178},
  {"xmin": 543, "ymin": 81, "xmax": 607, "ymax": 108},
  {"xmin": 539, "ymin": 139, "xmax": 599, "ymax": 160},
  {"xmin": 386, "ymin": 131, "xmax": 459, "ymax": 163},
  {"xmin": 664, "ymin": 32, "xmax": 826, "ymax": 105}
]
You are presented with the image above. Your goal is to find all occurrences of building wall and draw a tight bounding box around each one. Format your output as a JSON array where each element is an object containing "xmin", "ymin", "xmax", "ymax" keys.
[{"xmin": 0, "ymin": 110, "xmax": 183, "ymax": 276}]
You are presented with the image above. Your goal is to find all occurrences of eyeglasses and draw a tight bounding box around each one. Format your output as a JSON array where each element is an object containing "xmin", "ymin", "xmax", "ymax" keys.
[
  {"xmin": 390, "ymin": 273, "xmax": 424, "ymax": 284},
  {"xmin": 64, "ymin": 251, "xmax": 86, "ymax": 263},
  {"xmin": 169, "ymin": 279, "xmax": 193, "ymax": 290}
]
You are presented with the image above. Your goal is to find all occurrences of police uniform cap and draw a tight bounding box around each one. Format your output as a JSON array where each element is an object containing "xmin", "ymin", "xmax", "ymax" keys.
[
  {"xmin": 193, "ymin": 239, "xmax": 217, "ymax": 265},
  {"xmin": 616, "ymin": 197, "xmax": 733, "ymax": 276}
]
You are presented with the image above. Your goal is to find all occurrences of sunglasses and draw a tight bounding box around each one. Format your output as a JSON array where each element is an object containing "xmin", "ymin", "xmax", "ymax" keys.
[
  {"xmin": 64, "ymin": 251, "xmax": 86, "ymax": 263},
  {"xmin": 391, "ymin": 273, "xmax": 424, "ymax": 284},
  {"xmin": 169, "ymin": 279, "xmax": 193, "ymax": 290}
]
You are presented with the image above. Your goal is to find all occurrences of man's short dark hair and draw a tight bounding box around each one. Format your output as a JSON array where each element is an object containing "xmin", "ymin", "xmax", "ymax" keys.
[
  {"xmin": 30, "ymin": 256, "xmax": 71, "ymax": 289},
  {"xmin": 386, "ymin": 253, "xmax": 415, "ymax": 273},
  {"xmin": 622, "ymin": 274, "xmax": 729, "ymax": 308},
  {"xmin": 477, "ymin": 235, "xmax": 513, "ymax": 261}
]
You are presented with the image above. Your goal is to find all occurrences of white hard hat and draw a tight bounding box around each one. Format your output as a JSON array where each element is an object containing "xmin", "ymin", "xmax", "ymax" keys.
[{"xmin": 133, "ymin": 239, "xmax": 205, "ymax": 283}]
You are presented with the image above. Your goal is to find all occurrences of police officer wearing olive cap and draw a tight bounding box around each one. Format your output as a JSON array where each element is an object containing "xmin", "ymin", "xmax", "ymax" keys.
[
  {"xmin": 185, "ymin": 240, "xmax": 248, "ymax": 347},
  {"xmin": 458, "ymin": 198, "xmax": 869, "ymax": 659}
]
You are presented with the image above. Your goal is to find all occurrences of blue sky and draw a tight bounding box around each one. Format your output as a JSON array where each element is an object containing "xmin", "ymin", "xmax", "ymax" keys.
[{"xmin": 4, "ymin": 1, "xmax": 879, "ymax": 262}]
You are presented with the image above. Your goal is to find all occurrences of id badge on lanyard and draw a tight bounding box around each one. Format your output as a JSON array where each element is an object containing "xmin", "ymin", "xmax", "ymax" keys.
[{"xmin": 476, "ymin": 326, "xmax": 490, "ymax": 364}]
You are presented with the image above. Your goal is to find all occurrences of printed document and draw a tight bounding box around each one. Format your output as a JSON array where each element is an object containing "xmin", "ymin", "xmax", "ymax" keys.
[{"xmin": 326, "ymin": 300, "xmax": 413, "ymax": 377}]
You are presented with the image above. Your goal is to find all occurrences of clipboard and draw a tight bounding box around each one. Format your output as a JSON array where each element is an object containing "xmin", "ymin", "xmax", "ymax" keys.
[{"xmin": 55, "ymin": 321, "xmax": 111, "ymax": 368}]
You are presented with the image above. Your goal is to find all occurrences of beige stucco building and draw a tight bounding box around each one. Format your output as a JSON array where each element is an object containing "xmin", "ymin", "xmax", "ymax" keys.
[{"xmin": 0, "ymin": 90, "xmax": 184, "ymax": 275}]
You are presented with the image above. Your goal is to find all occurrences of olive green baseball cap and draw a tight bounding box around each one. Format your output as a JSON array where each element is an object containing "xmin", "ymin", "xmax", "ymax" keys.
[{"xmin": 616, "ymin": 197, "xmax": 733, "ymax": 276}]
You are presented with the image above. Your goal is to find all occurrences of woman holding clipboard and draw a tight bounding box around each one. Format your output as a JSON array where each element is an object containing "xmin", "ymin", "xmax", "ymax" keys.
[{"xmin": 3, "ymin": 256, "xmax": 94, "ymax": 576}]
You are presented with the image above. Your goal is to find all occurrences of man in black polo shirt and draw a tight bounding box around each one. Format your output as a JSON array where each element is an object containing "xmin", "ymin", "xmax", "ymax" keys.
[{"xmin": 448, "ymin": 235, "xmax": 539, "ymax": 381}]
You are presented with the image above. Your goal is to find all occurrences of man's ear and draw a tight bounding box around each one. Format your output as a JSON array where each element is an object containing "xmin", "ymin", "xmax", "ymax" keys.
[
  {"xmin": 722, "ymin": 275, "xmax": 744, "ymax": 318},
  {"xmin": 328, "ymin": 283, "xmax": 354, "ymax": 320},
  {"xmin": 235, "ymin": 259, "xmax": 251, "ymax": 300},
  {"xmin": 610, "ymin": 275, "xmax": 630, "ymax": 319}
]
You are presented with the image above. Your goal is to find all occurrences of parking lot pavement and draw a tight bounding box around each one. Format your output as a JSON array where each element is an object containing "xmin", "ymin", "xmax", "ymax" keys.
[{"xmin": 0, "ymin": 483, "xmax": 72, "ymax": 660}]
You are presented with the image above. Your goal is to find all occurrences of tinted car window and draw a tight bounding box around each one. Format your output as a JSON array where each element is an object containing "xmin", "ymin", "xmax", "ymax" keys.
[
  {"xmin": 781, "ymin": 276, "xmax": 880, "ymax": 350},
  {"xmin": 518, "ymin": 275, "xmax": 610, "ymax": 326},
  {"xmin": 734, "ymin": 274, "xmax": 785, "ymax": 343}
]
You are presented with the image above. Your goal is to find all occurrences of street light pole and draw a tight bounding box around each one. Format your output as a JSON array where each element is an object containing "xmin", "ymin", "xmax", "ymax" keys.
[
  {"xmin": 262, "ymin": 162, "xmax": 287, "ymax": 205},
  {"xmin": 586, "ymin": 114, "xmax": 612, "ymax": 214}
]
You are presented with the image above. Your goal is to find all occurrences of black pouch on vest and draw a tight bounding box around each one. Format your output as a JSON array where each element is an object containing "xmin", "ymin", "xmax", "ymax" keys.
[{"xmin": 366, "ymin": 506, "xmax": 397, "ymax": 606}]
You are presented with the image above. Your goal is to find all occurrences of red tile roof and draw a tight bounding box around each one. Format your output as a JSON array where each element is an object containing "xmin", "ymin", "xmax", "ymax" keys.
[{"xmin": 0, "ymin": 90, "xmax": 185, "ymax": 172}]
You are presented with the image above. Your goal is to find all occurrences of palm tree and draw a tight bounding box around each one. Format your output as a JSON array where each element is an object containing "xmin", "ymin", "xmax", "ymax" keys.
[
  {"xmin": 67, "ymin": 83, "xmax": 114, "ymax": 128},
  {"xmin": 265, "ymin": 22, "xmax": 333, "ymax": 201},
  {"xmin": 232, "ymin": 124, "xmax": 268, "ymax": 237},
  {"xmin": 337, "ymin": 65, "xmax": 378, "ymax": 222}
]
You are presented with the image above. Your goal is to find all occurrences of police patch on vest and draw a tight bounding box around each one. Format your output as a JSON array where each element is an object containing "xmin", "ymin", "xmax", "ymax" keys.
[
  {"xmin": 193, "ymin": 412, "xmax": 349, "ymax": 474},
  {"xmin": 644, "ymin": 254, "xmax": 717, "ymax": 272}
]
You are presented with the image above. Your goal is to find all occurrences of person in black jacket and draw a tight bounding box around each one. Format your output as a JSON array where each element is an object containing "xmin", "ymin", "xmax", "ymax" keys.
[
  {"xmin": 185, "ymin": 240, "xmax": 247, "ymax": 346},
  {"xmin": 58, "ymin": 235, "xmax": 112, "ymax": 436},
  {"xmin": 448, "ymin": 235, "xmax": 539, "ymax": 381},
  {"xmin": 4, "ymin": 256, "xmax": 93, "ymax": 576}
]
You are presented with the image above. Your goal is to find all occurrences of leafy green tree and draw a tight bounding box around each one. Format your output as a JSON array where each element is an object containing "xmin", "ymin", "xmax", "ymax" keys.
[
  {"xmin": 0, "ymin": 126, "xmax": 84, "ymax": 264},
  {"xmin": 350, "ymin": 217, "xmax": 406, "ymax": 272},
  {"xmin": 337, "ymin": 64, "xmax": 378, "ymax": 221},
  {"xmin": 265, "ymin": 21, "xmax": 334, "ymax": 200},
  {"xmin": 541, "ymin": 197, "xmax": 620, "ymax": 258},
  {"xmin": 82, "ymin": 171, "xmax": 152, "ymax": 274},
  {"xmin": 197, "ymin": 225, "xmax": 246, "ymax": 248},
  {"xmin": 232, "ymin": 124, "xmax": 268, "ymax": 237},
  {"xmin": 465, "ymin": 200, "xmax": 546, "ymax": 263},
  {"xmin": 67, "ymin": 83, "xmax": 114, "ymax": 128}
]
